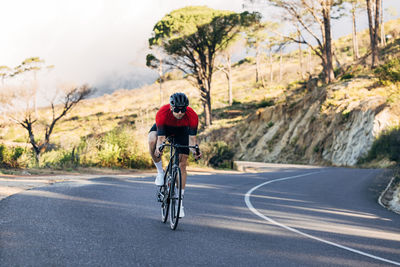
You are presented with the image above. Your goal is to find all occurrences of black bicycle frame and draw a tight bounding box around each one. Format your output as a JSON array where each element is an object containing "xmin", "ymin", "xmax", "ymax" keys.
[{"xmin": 163, "ymin": 137, "xmax": 180, "ymax": 185}]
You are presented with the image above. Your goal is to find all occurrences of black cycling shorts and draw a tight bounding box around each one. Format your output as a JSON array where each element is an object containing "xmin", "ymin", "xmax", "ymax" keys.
[{"xmin": 149, "ymin": 124, "xmax": 189, "ymax": 155}]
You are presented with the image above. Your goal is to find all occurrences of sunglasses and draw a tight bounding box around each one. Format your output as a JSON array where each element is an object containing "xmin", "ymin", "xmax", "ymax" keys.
[{"xmin": 173, "ymin": 107, "xmax": 187, "ymax": 113}]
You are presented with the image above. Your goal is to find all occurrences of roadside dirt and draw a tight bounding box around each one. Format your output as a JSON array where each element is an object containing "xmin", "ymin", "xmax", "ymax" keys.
[
  {"xmin": 0, "ymin": 168, "xmax": 153, "ymax": 201},
  {"xmin": 0, "ymin": 166, "xmax": 240, "ymax": 201}
]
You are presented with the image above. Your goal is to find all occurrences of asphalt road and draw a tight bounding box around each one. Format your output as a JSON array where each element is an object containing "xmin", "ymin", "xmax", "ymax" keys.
[{"xmin": 1, "ymin": 167, "xmax": 399, "ymax": 266}]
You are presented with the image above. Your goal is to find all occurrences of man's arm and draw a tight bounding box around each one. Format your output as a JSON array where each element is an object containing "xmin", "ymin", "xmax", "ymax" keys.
[
  {"xmin": 189, "ymin": 135, "xmax": 202, "ymax": 159},
  {"xmin": 154, "ymin": 135, "xmax": 166, "ymax": 158}
]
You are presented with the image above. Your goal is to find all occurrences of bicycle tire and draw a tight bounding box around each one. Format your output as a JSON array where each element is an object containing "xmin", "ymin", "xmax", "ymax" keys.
[
  {"xmin": 169, "ymin": 167, "xmax": 182, "ymax": 230},
  {"xmin": 161, "ymin": 174, "xmax": 170, "ymax": 223}
]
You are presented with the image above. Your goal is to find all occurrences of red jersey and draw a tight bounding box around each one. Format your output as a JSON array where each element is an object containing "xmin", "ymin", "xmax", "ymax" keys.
[{"xmin": 155, "ymin": 104, "xmax": 198, "ymax": 136}]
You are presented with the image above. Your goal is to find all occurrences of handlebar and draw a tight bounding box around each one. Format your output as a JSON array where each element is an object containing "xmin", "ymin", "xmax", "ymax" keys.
[{"xmin": 158, "ymin": 142, "xmax": 200, "ymax": 156}]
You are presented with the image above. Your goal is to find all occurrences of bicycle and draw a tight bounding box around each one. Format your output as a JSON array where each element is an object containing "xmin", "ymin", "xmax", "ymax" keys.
[{"xmin": 156, "ymin": 136, "xmax": 200, "ymax": 230}]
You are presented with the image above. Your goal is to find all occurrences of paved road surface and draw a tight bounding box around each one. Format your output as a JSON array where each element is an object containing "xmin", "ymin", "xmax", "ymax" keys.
[{"xmin": 1, "ymin": 166, "xmax": 399, "ymax": 266}]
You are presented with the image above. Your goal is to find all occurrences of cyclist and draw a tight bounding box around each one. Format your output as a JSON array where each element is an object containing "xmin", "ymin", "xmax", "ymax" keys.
[{"xmin": 148, "ymin": 92, "xmax": 202, "ymax": 217}]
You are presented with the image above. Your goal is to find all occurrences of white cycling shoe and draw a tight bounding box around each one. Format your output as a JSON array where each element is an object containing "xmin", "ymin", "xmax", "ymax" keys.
[{"xmin": 154, "ymin": 172, "xmax": 164, "ymax": 186}]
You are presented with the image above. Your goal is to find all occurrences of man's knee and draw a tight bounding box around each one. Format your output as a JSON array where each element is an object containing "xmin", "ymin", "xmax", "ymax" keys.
[
  {"xmin": 148, "ymin": 131, "xmax": 157, "ymax": 145},
  {"xmin": 179, "ymin": 155, "xmax": 188, "ymax": 169}
]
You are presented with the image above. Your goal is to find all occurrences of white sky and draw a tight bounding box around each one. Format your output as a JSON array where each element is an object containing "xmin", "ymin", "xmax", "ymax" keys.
[
  {"xmin": 0, "ymin": 0, "xmax": 244, "ymax": 86},
  {"xmin": 0, "ymin": 0, "xmax": 399, "ymax": 88}
]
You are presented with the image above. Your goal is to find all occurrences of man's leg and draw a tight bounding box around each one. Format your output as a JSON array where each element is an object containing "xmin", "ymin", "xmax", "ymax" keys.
[
  {"xmin": 178, "ymin": 153, "xmax": 188, "ymax": 217},
  {"xmin": 148, "ymin": 131, "xmax": 159, "ymax": 163},
  {"xmin": 148, "ymin": 130, "xmax": 164, "ymax": 185},
  {"xmin": 179, "ymin": 154, "xmax": 189, "ymax": 190}
]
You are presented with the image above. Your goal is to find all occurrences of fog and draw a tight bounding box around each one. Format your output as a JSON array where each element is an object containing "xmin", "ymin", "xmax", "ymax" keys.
[{"xmin": 0, "ymin": 0, "xmax": 244, "ymax": 95}]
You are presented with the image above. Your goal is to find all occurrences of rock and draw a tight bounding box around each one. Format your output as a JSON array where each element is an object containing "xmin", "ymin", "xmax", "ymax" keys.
[{"xmin": 22, "ymin": 170, "xmax": 31, "ymax": 176}]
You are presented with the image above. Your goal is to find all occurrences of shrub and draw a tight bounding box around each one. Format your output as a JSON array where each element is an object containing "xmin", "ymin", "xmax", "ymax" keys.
[
  {"xmin": 200, "ymin": 141, "xmax": 234, "ymax": 168},
  {"xmin": 232, "ymin": 99, "xmax": 242, "ymax": 105},
  {"xmin": 341, "ymin": 110, "xmax": 352, "ymax": 122},
  {"xmin": 69, "ymin": 116, "xmax": 80, "ymax": 121},
  {"xmin": 257, "ymin": 98, "xmax": 274, "ymax": 108},
  {"xmin": 58, "ymin": 149, "xmax": 79, "ymax": 168},
  {"xmin": 78, "ymin": 126, "xmax": 153, "ymax": 169},
  {"xmin": 340, "ymin": 73, "xmax": 354, "ymax": 80},
  {"xmin": 334, "ymin": 67, "xmax": 342, "ymax": 77},
  {"xmin": 12, "ymin": 147, "xmax": 24, "ymax": 162},
  {"xmin": 374, "ymin": 58, "xmax": 400, "ymax": 85},
  {"xmin": 0, "ymin": 145, "xmax": 26, "ymax": 168},
  {"xmin": 40, "ymin": 150, "xmax": 76, "ymax": 169},
  {"xmin": 363, "ymin": 126, "xmax": 400, "ymax": 163},
  {"xmin": 98, "ymin": 143, "xmax": 121, "ymax": 167},
  {"xmin": 233, "ymin": 57, "xmax": 254, "ymax": 67},
  {"xmin": 0, "ymin": 145, "xmax": 6, "ymax": 165}
]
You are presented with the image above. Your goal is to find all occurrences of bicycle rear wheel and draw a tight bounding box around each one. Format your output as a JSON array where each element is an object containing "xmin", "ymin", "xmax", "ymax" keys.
[{"xmin": 169, "ymin": 167, "xmax": 182, "ymax": 230}]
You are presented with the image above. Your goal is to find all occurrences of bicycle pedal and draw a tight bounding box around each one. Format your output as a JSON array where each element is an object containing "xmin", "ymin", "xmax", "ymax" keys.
[{"xmin": 156, "ymin": 191, "xmax": 163, "ymax": 202}]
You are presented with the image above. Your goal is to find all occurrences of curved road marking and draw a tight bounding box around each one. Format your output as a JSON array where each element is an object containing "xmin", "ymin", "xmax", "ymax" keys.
[{"xmin": 244, "ymin": 172, "xmax": 400, "ymax": 266}]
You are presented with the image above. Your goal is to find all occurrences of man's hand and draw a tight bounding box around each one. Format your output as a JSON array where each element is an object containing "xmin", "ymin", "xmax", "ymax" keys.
[
  {"xmin": 154, "ymin": 144, "xmax": 164, "ymax": 158},
  {"xmin": 194, "ymin": 150, "xmax": 202, "ymax": 160},
  {"xmin": 192, "ymin": 145, "xmax": 202, "ymax": 160}
]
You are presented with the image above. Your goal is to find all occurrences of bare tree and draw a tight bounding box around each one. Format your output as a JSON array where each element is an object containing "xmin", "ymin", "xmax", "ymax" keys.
[
  {"xmin": 245, "ymin": 22, "xmax": 266, "ymax": 84},
  {"xmin": 146, "ymin": 53, "xmax": 165, "ymax": 107},
  {"xmin": 342, "ymin": 0, "xmax": 365, "ymax": 60},
  {"xmin": 245, "ymin": 21, "xmax": 279, "ymax": 86},
  {"xmin": 216, "ymin": 51, "xmax": 234, "ymax": 105},
  {"xmin": 351, "ymin": 1, "xmax": 361, "ymax": 59},
  {"xmin": 267, "ymin": 0, "xmax": 343, "ymax": 84},
  {"xmin": 279, "ymin": 47, "xmax": 283, "ymax": 81},
  {"xmin": 297, "ymin": 29, "xmax": 305, "ymax": 79},
  {"xmin": 13, "ymin": 57, "xmax": 55, "ymax": 115},
  {"xmin": 380, "ymin": 0, "xmax": 385, "ymax": 46},
  {"xmin": 307, "ymin": 47, "xmax": 313, "ymax": 74},
  {"xmin": 3, "ymin": 84, "xmax": 93, "ymax": 163},
  {"xmin": 366, "ymin": 0, "xmax": 382, "ymax": 67}
]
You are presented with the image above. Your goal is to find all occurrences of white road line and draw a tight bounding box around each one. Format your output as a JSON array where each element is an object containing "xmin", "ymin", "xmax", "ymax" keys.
[{"xmin": 244, "ymin": 172, "xmax": 400, "ymax": 266}]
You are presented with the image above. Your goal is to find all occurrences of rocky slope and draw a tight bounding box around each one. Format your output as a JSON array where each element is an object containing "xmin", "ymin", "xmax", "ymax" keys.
[{"xmin": 204, "ymin": 77, "xmax": 400, "ymax": 167}]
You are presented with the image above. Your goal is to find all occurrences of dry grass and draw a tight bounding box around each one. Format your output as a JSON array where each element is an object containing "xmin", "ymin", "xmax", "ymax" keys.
[{"xmin": 0, "ymin": 18, "xmax": 399, "ymax": 169}]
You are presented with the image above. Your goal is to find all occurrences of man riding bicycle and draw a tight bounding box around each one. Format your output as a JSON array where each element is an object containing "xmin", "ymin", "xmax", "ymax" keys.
[{"xmin": 148, "ymin": 92, "xmax": 202, "ymax": 217}]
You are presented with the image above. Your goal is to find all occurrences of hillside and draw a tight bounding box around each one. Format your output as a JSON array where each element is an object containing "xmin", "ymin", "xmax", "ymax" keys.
[
  {"xmin": 0, "ymin": 18, "xmax": 399, "ymax": 169},
  {"xmin": 203, "ymin": 35, "xmax": 400, "ymax": 167}
]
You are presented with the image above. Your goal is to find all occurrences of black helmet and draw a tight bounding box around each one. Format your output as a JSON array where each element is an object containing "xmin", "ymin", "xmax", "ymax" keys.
[{"xmin": 170, "ymin": 92, "xmax": 189, "ymax": 107}]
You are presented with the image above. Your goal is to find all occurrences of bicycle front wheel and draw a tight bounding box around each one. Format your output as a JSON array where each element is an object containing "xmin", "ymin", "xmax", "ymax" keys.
[
  {"xmin": 169, "ymin": 167, "xmax": 182, "ymax": 230},
  {"xmin": 161, "ymin": 174, "xmax": 171, "ymax": 223}
]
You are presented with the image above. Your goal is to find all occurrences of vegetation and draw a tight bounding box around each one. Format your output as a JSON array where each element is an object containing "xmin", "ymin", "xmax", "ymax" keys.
[
  {"xmin": 2, "ymin": 127, "xmax": 153, "ymax": 170},
  {"xmin": 0, "ymin": 7, "xmax": 399, "ymax": 171},
  {"xmin": 374, "ymin": 57, "xmax": 400, "ymax": 85}
]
